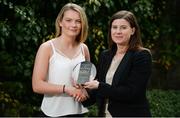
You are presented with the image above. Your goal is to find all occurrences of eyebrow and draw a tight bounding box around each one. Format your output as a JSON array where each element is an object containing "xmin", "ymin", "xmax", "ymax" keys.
[
  {"xmin": 112, "ymin": 24, "xmax": 129, "ymax": 27},
  {"xmin": 64, "ymin": 17, "xmax": 81, "ymax": 20}
]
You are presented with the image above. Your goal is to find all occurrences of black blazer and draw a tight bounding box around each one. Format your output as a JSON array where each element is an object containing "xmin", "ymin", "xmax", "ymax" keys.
[{"xmin": 83, "ymin": 48, "xmax": 152, "ymax": 117}]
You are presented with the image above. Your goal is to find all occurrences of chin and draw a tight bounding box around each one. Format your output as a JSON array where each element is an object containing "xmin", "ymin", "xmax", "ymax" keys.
[{"xmin": 69, "ymin": 32, "xmax": 80, "ymax": 36}]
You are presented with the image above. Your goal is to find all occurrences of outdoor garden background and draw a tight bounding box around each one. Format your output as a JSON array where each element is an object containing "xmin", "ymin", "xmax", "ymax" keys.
[{"xmin": 0, "ymin": 0, "xmax": 180, "ymax": 116}]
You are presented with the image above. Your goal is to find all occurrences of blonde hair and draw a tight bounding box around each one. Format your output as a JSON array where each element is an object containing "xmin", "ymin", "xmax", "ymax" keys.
[{"xmin": 55, "ymin": 3, "xmax": 88, "ymax": 43}]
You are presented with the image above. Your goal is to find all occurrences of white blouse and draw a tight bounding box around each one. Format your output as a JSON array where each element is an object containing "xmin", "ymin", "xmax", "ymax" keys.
[{"xmin": 41, "ymin": 40, "xmax": 88, "ymax": 117}]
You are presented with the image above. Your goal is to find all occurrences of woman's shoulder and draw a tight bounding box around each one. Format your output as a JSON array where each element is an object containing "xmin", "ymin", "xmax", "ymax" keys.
[
  {"xmin": 39, "ymin": 40, "xmax": 51, "ymax": 49},
  {"xmin": 40, "ymin": 37, "xmax": 57, "ymax": 48},
  {"xmin": 134, "ymin": 47, "xmax": 151, "ymax": 55},
  {"xmin": 37, "ymin": 39, "xmax": 56, "ymax": 55},
  {"xmin": 81, "ymin": 43, "xmax": 88, "ymax": 49},
  {"xmin": 80, "ymin": 43, "xmax": 90, "ymax": 54},
  {"xmin": 80, "ymin": 43, "xmax": 90, "ymax": 61},
  {"xmin": 132, "ymin": 47, "xmax": 152, "ymax": 60}
]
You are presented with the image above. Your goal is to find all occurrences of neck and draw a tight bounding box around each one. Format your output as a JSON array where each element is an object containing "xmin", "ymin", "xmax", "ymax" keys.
[
  {"xmin": 116, "ymin": 45, "xmax": 129, "ymax": 54},
  {"xmin": 57, "ymin": 35, "xmax": 77, "ymax": 47}
]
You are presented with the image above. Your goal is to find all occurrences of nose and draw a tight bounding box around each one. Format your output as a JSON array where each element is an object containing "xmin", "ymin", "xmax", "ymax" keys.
[
  {"xmin": 116, "ymin": 27, "xmax": 122, "ymax": 33},
  {"xmin": 72, "ymin": 21, "xmax": 77, "ymax": 27}
]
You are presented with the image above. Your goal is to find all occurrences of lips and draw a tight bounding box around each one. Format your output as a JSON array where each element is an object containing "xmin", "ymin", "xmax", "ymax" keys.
[
  {"xmin": 115, "ymin": 36, "xmax": 123, "ymax": 38},
  {"xmin": 69, "ymin": 29, "xmax": 77, "ymax": 31}
]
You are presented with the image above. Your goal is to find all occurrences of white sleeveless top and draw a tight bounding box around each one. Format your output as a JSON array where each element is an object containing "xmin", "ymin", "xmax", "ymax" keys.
[{"xmin": 41, "ymin": 40, "xmax": 88, "ymax": 117}]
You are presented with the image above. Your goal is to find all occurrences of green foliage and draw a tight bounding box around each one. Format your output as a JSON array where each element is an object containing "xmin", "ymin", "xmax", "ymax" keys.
[
  {"xmin": 85, "ymin": 104, "xmax": 98, "ymax": 117},
  {"xmin": 0, "ymin": 51, "xmax": 17, "ymax": 78},
  {"xmin": 147, "ymin": 89, "xmax": 180, "ymax": 117},
  {"xmin": 0, "ymin": 90, "xmax": 20, "ymax": 116},
  {"xmin": 0, "ymin": 0, "xmax": 179, "ymax": 116},
  {"xmin": 0, "ymin": 81, "xmax": 42, "ymax": 116},
  {"xmin": 0, "ymin": 90, "xmax": 40, "ymax": 116}
]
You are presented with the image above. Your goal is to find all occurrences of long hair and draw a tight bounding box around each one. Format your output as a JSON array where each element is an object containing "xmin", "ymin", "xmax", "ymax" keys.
[
  {"xmin": 108, "ymin": 10, "xmax": 143, "ymax": 51},
  {"xmin": 55, "ymin": 3, "xmax": 88, "ymax": 43}
]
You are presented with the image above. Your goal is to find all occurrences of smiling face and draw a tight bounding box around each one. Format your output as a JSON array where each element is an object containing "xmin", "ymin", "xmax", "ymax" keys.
[
  {"xmin": 59, "ymin": 9, "xmax": 82, "ymax": 38},
  {"xmin": 111, "ymin": 18, "xmax": 135, "ymax": 46}
]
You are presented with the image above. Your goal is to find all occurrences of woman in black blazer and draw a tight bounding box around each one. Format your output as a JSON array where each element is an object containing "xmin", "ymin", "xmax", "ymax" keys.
[{"xmin": 83, "ymin": 10, "xmax": 152, "ymax": 117}]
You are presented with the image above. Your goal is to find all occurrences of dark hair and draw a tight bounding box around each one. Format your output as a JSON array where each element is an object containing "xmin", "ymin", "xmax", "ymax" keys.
[{"xmin": 108, "ymin": 10, "xmax": 143, "ymax": 51}]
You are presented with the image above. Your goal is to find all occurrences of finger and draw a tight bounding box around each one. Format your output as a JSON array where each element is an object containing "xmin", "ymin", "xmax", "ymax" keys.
[
  {"xmin": 84, "ymin": 85, "xmax": 90, "ymax": 89},
  {"xmin": 80, "ymin": 97, "xmax": 86, "ymax": 102},
  {"xmin": 76, "ymin": 96, "xmax": 82, "ymax": 102},
  {"xmin": 79, "ymin": 95, "xmax": 86, "ymax": 102},
  {"xmin": 83, "ymin": 82, "xmax": 90, "ymax": 86},
  {"xmin": 74, "ymin": 85, "xmax": 80, "ymax": 89},
  {"xmin": 82, "ymin": 89, "xmax": 89, "ymax": 98},
  {"xmin": 78, "ymin": 97, "xmax": 82, "ymax": 102},
  {"xmin": 73, "ymin": 94, "xmax": 76, "ymax": 98},
  {"xmin": 74, "ymin": 95, "xmax": 79, "ymax": 101},
  {"xmin": 84, "ymin": 92, "xmax": 89, "ymax": 98}
]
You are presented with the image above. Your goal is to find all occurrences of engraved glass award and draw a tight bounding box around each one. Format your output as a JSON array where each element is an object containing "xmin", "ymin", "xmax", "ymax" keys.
[{"xmin": 72, "ymin": 61, "xmax": 96, "ymax": 85}]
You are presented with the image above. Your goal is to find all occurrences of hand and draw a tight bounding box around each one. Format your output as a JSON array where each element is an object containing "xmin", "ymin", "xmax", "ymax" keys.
[
  {"xmin": 65, "ymin": 86, "xmax": 89, "ymax": 102},
  {"xmin": 65, "ymin": 86, "xmax": 77, "ymax": 96},
  {"xmin": 73, "ymin": 83, "xmax": 83, "ymax": 89},
  {"xmin": 84, "ymin": 80, "xmax": 99, "ymax": 89},
  {"xmin": 73, "ymin": 88, "xmax": 89, "ymax": 102}
]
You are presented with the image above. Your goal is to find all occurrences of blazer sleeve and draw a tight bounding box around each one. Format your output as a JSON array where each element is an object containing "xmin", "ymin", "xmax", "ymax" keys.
[{"xmin": 97, "ymin": 50, "xmax": 152, "ymax": 101}]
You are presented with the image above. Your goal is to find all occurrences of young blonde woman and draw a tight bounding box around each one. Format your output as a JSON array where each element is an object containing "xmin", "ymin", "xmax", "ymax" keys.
[{"xmin": 32, "ymin": 3, "xmax": 90, "ymax": 117}]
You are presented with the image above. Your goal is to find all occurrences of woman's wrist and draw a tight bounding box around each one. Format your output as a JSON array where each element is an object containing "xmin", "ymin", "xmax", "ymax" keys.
[{"xmin": 64, "ymin": 86, "xmax": 75, "ymax": 96}]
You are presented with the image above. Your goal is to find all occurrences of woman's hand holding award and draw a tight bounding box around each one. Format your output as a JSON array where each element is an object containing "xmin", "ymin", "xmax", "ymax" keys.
[{"xmin": 72, "ymin": 61, "xmax": 96, "ymax": 87}]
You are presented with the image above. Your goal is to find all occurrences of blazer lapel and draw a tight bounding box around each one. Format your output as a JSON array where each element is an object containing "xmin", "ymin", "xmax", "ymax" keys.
[
  {"xmin": 112, "ymin": 51, "xmax": 134, "ymax": 86},
  {"xmin": 103, "ymin": 51, "xmax": 115, "ymax": 82}
]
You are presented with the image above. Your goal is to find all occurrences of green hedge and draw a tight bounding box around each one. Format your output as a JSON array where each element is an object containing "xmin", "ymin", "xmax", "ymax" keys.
[
  {"xmin": 147, "ymin": 89, "xmax": 180, "ymax": 117},
  {"xmin": 1, "ymin": 89, "xmax": 180, "ymax": 116}
]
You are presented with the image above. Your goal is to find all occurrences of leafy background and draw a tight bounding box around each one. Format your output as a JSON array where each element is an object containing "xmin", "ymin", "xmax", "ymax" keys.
[{"xmin": 0, "ymin": 0, "xmax": 180, "ymax": 116}]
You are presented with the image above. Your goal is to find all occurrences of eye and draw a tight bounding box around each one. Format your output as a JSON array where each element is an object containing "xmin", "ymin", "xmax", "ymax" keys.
[
  {"xmin": 76, "ymin": 20, "xmax": 81, "ymax": 24},
  {"xmin": 66, "ymin": 19, "xmax": 71, "ymax": 22},
  {"xmin": 121, "ymin": 26, "xmax": 128, "ymax": 29},
  {"xmin": 112, "ymin": 25, "xmax": 118, "ymax": 29}
]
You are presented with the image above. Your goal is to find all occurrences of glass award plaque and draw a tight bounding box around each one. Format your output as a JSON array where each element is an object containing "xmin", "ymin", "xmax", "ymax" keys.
[{"xmin": 72, "ymin": 61, "xmax": 96, "ymax": 85}]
